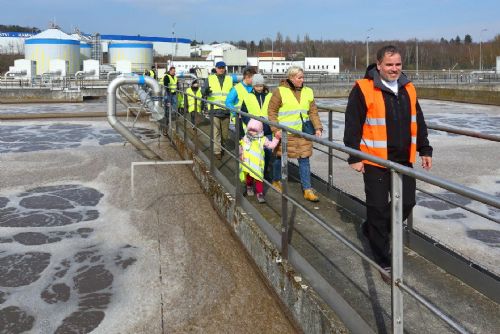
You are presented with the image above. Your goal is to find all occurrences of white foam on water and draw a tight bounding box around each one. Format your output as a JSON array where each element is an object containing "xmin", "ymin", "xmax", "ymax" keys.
[{"xmin": 0, "ymin": 176, "xmax": 160, "ymax": 333}]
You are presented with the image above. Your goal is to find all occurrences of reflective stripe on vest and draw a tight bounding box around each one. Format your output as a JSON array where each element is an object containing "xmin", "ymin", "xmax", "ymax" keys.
[
  {"xmin": 356, "ymin": 79, "xmax": 418, "ymax": 167},
  {"xmin": 234, "ymin": 82, "xmax": 249, "ymax": 108},
  {"xmin": 208, "ymin": 74, "xmax": 233, "ymax": 110},
  {"xmin": 186, "ymin": 88, "xmax": 202, "ymax": 113},
  {"xmin": 165, "ymin": 74, "xmax": 177, "ymax": 93},
  {"xmin": 239, "ymin": 137, "xmax": 266, "ymax": 181},
  {"xmin": 277, "ymin": 86, "xmax": 314, "ymax": 132}
]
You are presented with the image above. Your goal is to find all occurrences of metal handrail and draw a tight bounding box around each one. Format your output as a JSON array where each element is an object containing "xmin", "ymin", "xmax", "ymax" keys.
[
  {"xmin": 316, "ymin": 102, "xmax": 500, "ymax": 142},
  {"xmin": 107, "ymin": 75, "xmax": 162, "ymax": 160},
  {"xmin": 156, "ymin": 88, "xmax": 499, "ymax": 334}
]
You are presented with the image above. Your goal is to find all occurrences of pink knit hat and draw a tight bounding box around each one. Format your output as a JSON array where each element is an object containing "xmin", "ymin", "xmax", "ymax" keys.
[{"xmin": 246, "ymin": 119, "xmax": 263, "ymax": 133}]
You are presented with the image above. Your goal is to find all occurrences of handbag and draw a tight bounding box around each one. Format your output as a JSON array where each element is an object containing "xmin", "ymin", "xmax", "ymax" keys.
[{"xmin": 300, "ymin": 113, "xmax": 315, "ymax": 135}]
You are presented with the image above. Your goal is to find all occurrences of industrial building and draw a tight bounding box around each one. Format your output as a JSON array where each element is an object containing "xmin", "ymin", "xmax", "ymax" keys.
[{"xmin": 0, "ymin": 31, "xmax": 191, "ymax": 57}]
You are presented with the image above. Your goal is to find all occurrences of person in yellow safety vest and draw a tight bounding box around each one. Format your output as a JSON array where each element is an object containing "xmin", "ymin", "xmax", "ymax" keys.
[
  {"xmin": 239, "ymin": 119, "xmax": 281, "ymax": 203},
  {"xmin": 144, "ymin": 66, "xmax": 157, "ymax": 79},
  {"xmin": 343, "ymin": 45, "xmax": 432, "ymax": 281},
  {"xmin": 162, "ymin": 66, "xmax": 179, "ymax": 116},
  {"xmin": 268, "ymin": 66, "xmax": 323, "ymax": 202},
  {"xmin": 186, "ymin": 80, "xmax": 202, "ymax": 126},
  {"xmin": 226, "ymin": 67, "xmax": 256, "ymax": 125},
  {"xmin": 203, "ymin": 61, "xmax": 233, "ymax": 160},
  {"xmin": 240, "ymin": 73, "xmax": 274, "ymax": 181}
]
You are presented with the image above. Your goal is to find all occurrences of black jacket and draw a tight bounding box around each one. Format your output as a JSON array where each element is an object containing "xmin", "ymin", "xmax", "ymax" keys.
[{"xmin": 343, "ymin": 64, "xmax": 433, "ymax": 164}]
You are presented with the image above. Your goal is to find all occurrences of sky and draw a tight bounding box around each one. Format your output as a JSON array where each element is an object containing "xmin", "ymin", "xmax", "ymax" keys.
[{"xmin": 1, "ymin": 0, "xmax": 499, "ymax": 43}]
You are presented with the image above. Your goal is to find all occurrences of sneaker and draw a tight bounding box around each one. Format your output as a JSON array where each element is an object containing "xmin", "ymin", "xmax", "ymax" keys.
[
  {"xmin": 256, "ymin": 193, "xmax": 266, "ymax": 203},
  {"xmin": 380, "ymin": 266, "xmax": 392, "ymax": 285},
  {"xmin": 271, "ymin": 181, "xmax": 282, "ymax": 193},
  {"xmin": 215, "ymin": 153, "xmax": 222, "ymax": 160},
  {"xmin": 246, "ymin": 186, "xmax": 255, "ymax": 197},
  {"xmin": 303, "ymin": 189, "xmax": 319, "ymax": 202}
]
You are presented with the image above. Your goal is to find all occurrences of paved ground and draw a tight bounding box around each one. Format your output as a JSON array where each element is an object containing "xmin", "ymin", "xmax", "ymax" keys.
[{"xmin": 0, "ymin": 111, "xmax": 297, "ymax": 333}]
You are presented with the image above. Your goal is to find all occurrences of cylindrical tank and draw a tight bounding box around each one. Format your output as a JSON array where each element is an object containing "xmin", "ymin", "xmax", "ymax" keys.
[
  {"xmin": 24, "ymin": 29, "xmax": 80, "ymax": 75},
  {"xmin": 108, "ymin": 41, "xmax": 153, "ymax": 73},
  {"xmin": 71, "ymin": 33, "xmax": 92, "ymax": 68},
  {"xmin": 80, "ymin": 42, "xmax": 92, "ymax": 61}
]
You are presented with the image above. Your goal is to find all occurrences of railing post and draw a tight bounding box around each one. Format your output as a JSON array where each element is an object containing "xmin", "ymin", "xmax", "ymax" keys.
[
  {"xmin": 391, "ymin": 169, "xmax": 404, "ymax": 334},
  {"xmin": 183, "ymin": 91, "xmax": 188, "ymax": 143},
  {"xmin": 209, "ymin": 103, "xmax": 215, "ymax": 174},
  {"xmin": 328, "ymin": 110, "xmax": 333, "ymax": 189},
  {"xmin": 234, "ymin": 114, "xmax": 242, "ymax": 206},
  {"xmin": 281, "ymin": 131, "xmax": 289, "ymax": 259},
  {"xmin": 167, "ymin": 88, "xmax": 173, "ymax": 139},
  {"xmin": 194, "ymin": 98, "xmax": 199, "ymax": 155}
]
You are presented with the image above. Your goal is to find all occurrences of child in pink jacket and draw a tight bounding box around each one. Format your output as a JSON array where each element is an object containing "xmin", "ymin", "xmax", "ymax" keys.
[{"xmin": 240, "ymin": 118, "xmax": 281, "ymax": 203}]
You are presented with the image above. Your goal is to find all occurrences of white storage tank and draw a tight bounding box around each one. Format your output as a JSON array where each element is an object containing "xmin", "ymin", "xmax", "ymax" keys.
[
  {"xmin": 108, "ymin": 41, "xmax": 153, "ymax": 73},
  {"xmin": 71, "ymin": 33, "xmax": 92, "ymax": 65},
  {"xmin": 24, "ymin": 29, "xmax": 80, "ymax": 75},
  {"xmin": 80, "ymin": 42, "xmax": 92, "ymax": 61}
]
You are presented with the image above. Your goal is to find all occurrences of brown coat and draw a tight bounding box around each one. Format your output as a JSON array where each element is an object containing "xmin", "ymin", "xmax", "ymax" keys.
[{"xmin": 268, "ymin": 80, "xmax": 323, "ymax": 158}]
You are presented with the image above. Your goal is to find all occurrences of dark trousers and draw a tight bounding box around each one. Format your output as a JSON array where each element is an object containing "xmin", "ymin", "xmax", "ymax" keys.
[{"xmin": 363, "ymin": 163, "xmax": 416, "ymax": 267}]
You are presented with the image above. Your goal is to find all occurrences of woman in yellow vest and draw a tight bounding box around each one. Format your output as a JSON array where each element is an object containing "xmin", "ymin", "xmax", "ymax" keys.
[
  {"xmin": 186, "ymin": 80, "xmax": 203, "ymax": 126},
  {"xmin": 268, "ymin": 66, "xmax": 323, "ymax": 202},
  {"xmin": 240, "ymin": 74, "xmax": 273, "ymax": 181}
]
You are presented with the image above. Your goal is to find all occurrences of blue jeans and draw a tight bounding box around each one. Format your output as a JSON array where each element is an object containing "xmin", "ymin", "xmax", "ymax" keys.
[
  {"xmin": 272, "ymin": 157, "xmax": 312, "ymax": 190},
  {"xmin": 164, "ymin": 93, "xmax": 178, "ymax": 115}
]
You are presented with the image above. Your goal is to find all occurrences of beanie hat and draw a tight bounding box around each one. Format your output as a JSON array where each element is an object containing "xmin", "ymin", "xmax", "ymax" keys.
[
  {"xmin": 246, "ymin": 119, "xmax": 263, "ymax": 133},
  {"xmin": 252, "ymin": 74, "xmax": 265, "ymax": 86}
]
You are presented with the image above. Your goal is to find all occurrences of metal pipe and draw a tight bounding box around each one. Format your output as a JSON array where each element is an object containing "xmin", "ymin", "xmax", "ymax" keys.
[
  {"xmin": 107, "ymin": 71, "xmax": 121, "ymax": 81},
  {"xmin": 75, "ymin": 69, "xmax": 95, "ymax": 78},
  {"xmin": 4, "ymin": 70, "xmax": 27, "ymax": 78},
  {"xmin": 328, "ymin": 110, "xmax": 333, "ymax": 188},
  {"xmin": 316, "ymin": 103, "xmax": 500, "ymax": 142},
  {"xmin": 428, "ymin": 124, "xmax": 500, "ymax": 142},
  {"xmin": 281, "ymin": 131, "xmax": 289, "ymax": 259},
  {"xmin": 234, "ymin": 115, "xmax": 242, "ymax": 207},
  {"xmin": 391, "ymin": 170, "xmax": 404, "ymax": 334},
  {"xmin": 398, "ymin": 282, "xmax": 470, "ymax": 334},
  {"xmin": 107, "ymin": 75, "xmax": 161, "ymax": 160},
  {"xmin": 176, "ymin": 73, "xmax": 198, "ymax": 79},
  {"xmin": 134, "ymin": 85, "xmax": 165, "ymax": 121}
]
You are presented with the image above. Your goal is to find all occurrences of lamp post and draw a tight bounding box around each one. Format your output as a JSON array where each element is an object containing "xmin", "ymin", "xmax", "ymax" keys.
[
  {"xmin": 271, "ymin": 37, "xmax": 274, "ymax": 79},
  {"xmin": 172, "ymin": 22, "xmax": 176, "ymax": 64},
  {"xmin": 416, "ymin": 38, "xmax": 419, "ymax": 77},
  {"xmin": 366, "ymin": 27, "xmax": 373, "ymax": 67},
  {"xmin": 479, "ymin": 28, "xmax": 487, "ymax": 71}
]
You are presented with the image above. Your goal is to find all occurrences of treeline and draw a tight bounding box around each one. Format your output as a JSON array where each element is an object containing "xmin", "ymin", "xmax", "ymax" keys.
[
  {"xmin": 223, "ymin": 33, "xmax": 500, "ymax": 71},
  {"xmin": 0, "ymin": 25, "xmax": 40, "ymax": 33}
]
